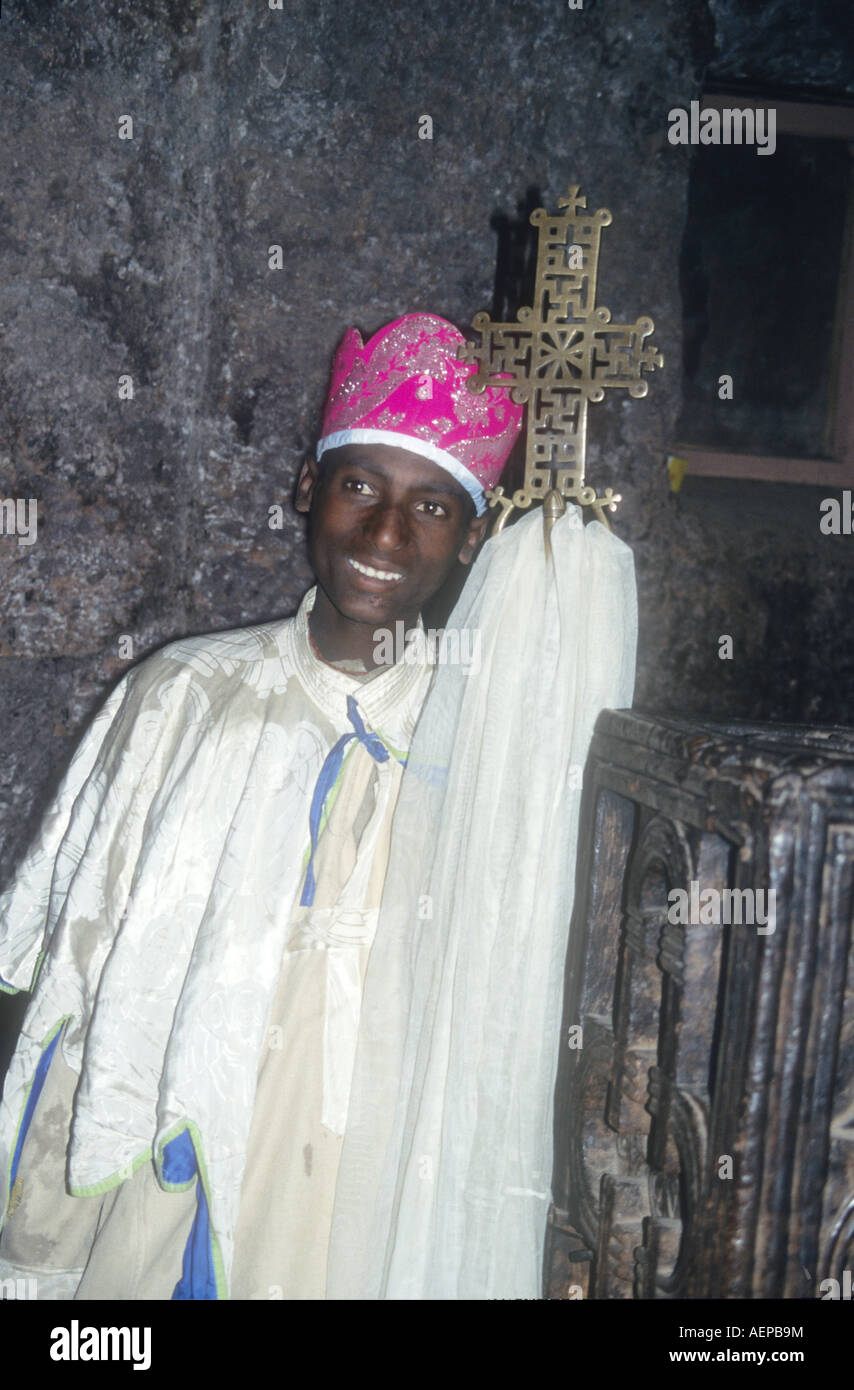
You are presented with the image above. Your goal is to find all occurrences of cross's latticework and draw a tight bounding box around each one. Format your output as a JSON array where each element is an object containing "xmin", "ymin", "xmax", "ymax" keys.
[{"xmin": 459, "ymin": 186, "xmax": 663, "ymax": 528}]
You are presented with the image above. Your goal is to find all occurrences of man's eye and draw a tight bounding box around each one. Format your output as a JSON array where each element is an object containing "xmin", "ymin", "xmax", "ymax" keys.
[
  {"xmin": 416, "ymin": 500, "xmax": 448, "ymax": 517},
  {"xmin": 343, "ymin": 478, "xmax": 375, "ymax": 495}
]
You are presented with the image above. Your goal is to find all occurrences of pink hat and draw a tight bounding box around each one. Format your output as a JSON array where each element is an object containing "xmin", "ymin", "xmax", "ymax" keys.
[{"xmin": 317, "ymin": 313, "xmax": 523, "ymax": 516}]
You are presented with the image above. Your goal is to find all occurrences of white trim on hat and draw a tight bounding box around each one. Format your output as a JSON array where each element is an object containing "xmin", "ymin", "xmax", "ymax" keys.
[{"xmin": 316, "ymin": 428, "xmax": 487, "ymax": 516}]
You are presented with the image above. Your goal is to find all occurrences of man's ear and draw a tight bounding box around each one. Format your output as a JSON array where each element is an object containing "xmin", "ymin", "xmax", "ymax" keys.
[
  {"xmin": 295, "ymin": 457, "xmax": 320, "ymax": 514},
  {"xmin": 457, "ymin": 511, "xmax": 489, "ymax": 566}
]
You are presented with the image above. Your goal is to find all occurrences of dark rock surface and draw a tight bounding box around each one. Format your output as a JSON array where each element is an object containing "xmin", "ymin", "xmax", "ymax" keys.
[
  {"xmin": 707, "ymin": 0, "xmax": 854, "ymax": 95},
  {"xmin": 0, "ymin": 0, "xmax": 852, "ymax": 891}
]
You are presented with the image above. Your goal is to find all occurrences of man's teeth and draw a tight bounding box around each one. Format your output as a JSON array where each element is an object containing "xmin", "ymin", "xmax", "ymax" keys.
[{"xmin": 348, "ymin": 558, "xmax": 403, "ymax": 582}]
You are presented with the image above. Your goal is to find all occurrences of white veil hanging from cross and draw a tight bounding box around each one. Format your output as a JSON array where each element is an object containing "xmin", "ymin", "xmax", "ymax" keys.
[
  {"xmin": 327, "ymin": 501, "xmax": 637, "ymax": 1298},
  {"xmin": 327, "ymin": 186, "xmax": 655, "ymax": 1298}
]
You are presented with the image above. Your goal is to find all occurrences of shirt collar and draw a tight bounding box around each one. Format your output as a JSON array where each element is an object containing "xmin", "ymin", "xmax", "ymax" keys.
[{"xmin": 288, "ymin": 587, "xmax": 433, "ymax": 730}]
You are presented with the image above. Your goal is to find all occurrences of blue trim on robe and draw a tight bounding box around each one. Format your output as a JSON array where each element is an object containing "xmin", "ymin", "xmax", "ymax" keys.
[
  {"xmin": 10, "ymin": 1028, "xmax": 62, "ymax": 1189},
  {"xmin": 165, "ymin": 1129, "xmax": 218, "ymax": 1300}
]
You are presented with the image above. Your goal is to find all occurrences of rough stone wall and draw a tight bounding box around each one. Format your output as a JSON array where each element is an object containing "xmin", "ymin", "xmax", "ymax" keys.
[
  {"xmin": 0, "ymin": 0, "xmax": 851, "ymax": 894},
  {"xmin": 706, "ymin": 0, "xmax": 854, "ymax": 94}
]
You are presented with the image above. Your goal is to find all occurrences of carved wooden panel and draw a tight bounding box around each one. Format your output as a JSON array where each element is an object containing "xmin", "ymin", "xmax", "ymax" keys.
[{"xmin": 545, "ymin": 711, "xmax": 854, "ymax": 1299}]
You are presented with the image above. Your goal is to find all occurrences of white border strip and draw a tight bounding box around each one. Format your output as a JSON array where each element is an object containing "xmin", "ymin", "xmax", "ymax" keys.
[{"xmin": 316, "ymin": 428, "xmax": 487, "ymax": 516}]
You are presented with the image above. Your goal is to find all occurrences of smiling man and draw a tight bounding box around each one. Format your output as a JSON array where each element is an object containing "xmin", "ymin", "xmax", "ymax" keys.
[
  {"xmin": 0, "ymin": 314, "xmax": 522, "ymax": 1300},
  {"xmin": 295, "ymin": 443, "xmax": 486, "ymax": 671}
]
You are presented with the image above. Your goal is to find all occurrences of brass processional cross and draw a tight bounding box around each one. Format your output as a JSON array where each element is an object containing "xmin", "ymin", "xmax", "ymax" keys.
[{"xmin": 459, "ymin": 186, "xmax": 663, "ymax": 551}]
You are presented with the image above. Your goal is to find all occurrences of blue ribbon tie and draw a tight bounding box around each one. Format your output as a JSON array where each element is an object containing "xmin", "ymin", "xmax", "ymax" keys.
[{"xmin": 300, "ymin": 695, "xmax": 403, "ymax": 907}]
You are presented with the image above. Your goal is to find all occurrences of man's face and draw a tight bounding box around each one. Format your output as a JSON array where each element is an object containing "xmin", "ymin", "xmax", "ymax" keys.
[{"xmin": 295, "ymin": 443, "xmax": 487, "ymax": 635}]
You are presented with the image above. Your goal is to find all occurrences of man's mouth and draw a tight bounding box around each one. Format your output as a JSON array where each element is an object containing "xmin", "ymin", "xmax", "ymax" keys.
[{"xmin": 347, "ymin": 557, "xmax": 404, "ymax": 583}]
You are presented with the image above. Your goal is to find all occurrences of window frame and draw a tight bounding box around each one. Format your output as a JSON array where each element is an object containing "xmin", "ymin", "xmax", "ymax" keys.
[{"xmin": 672, "ymin": 95, "xmax": 854, "ymax": 488}]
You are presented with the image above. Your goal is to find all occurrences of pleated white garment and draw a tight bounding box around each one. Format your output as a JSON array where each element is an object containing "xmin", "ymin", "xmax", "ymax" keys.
[
  {"xmin": 327, "ymin": 504, "xmax": 638, "ymax": 1299},
  {"xmin": 0, "ymin": 591, "xmax": 433, "ymax": 1298}
]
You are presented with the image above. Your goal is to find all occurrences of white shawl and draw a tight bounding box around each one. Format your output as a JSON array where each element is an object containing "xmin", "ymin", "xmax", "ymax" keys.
[{"xmin": 328, "ymin": 505, "xmax": 637, "ymax": 1298}]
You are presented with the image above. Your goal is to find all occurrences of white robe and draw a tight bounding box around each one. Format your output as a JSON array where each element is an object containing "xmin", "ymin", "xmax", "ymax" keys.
[
  {"xmin": 1, "ymin": 505, "xmax": 638, "ymax": 1301},
  {"xmin": 0, "ymin": 588, "xmax": 433, "ymax": 1298}
]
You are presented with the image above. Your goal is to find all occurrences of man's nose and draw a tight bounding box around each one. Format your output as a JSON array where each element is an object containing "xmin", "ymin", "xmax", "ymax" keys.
[{"xmin": 365, "ymin": 501, "xmax": 409, "ymax": 551}]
